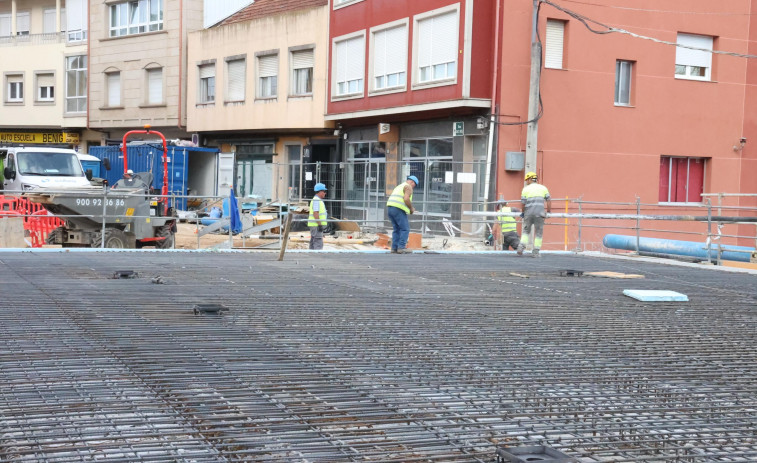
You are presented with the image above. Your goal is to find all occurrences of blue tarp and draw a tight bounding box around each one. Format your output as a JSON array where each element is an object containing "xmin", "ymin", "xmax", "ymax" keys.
[{"xmin": 229, "ymin": 188, "xmax": 242, "ymax": 234}]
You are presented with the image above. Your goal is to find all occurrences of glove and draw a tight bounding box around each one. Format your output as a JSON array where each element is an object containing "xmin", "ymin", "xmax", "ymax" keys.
[
  {"xmin": 519, "ymin": 212, "xmax": 524, "ymax": 218},
  {"xmin": 317, "ymin": 225, "xmax": 324, "ymax": 233}
]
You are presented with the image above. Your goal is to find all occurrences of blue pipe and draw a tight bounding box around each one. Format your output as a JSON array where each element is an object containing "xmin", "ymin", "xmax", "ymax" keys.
[{"xmin": 603, "ymin": 234, "xmax": 755, "ymax": 263}]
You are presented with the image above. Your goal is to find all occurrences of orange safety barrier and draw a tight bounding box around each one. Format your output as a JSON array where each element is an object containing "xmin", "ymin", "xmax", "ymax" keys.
[{"xmin": 0, "ymin": 195, "xmax": 64, "ymax": 247}]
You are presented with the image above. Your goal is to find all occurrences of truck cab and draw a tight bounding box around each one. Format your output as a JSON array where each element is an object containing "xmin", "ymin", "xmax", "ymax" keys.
[{"xmin": 1, "ymin": 147, "xmax": 94, "ymax": 193}]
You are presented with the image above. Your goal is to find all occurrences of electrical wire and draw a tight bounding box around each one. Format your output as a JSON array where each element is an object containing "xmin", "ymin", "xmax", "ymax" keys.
[{"xmin": 542, "ymin": 0, "xmax": 757, "ymax": 59}]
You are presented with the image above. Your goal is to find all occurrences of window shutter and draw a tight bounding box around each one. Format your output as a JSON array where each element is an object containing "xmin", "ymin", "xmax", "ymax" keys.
[
  {"xmin": 431, "ymin": 12, "xmax": 457, "ymax": 66},
  {"xmin": 16, "ymin": 11, "xmax": 30, "ymax": 33},
  {"xmin": 148, "ymin": 68, "xmax": 162, "ymax": 104},
  {"xmin": 292, "ymin": 49, "xmax": 313, "ymax": 70},
  {"xmin": 66, "ymin": 0, "xmax": 84, "ymax": 32},
  {"xmin": 345, "ymin": 36, "xmax": 364, "ymax": 82},
  {"xmin": 545, "ymin": 19, "xmax": 565, "ymax": 69},
  {"xmin": 43, "ymin": 9, "xmax": 56, "ymax": 34},
  {"xmin": 336, "ymin": 40, "xmax": 347, "ymax": 83},
  {"xmin": 38, "ymin": 74, "xmax": 54, "ymax": 87},
  {"xmin": 107, "ymin": 73, "xmax": 120, "ymax": 106},
  {"xmin": 0, "ymin": 14, "xmax": 10, "ymax": 36},
  {"xmin": 227, "ymin": 59, "xmax": 245, "ymax": 101},
  {"xmin": 418, "ymin": 18, "xmax": 432, "ymax": 68},
  {"xmin": 374, "ymin": 30, "xmax": 387, "ymax": 78},
  {"xmin": 259, "ymin": 54, "xmax": 277, "ymax": 78},
  {"xmin": 676, "ymin": 33, "xmax": 712, "ymax": 68},
  {"xmin": 199, "ymin": 64, "xmax": 214, "ymax": 79},
  {"xmin": 385, "ymin": 26, "xmax": 407, "ymax": 75}
]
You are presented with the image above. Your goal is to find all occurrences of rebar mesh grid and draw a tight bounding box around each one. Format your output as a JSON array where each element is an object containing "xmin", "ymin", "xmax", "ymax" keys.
[{"xmin": 1, "ymin": 252, "xmax": 755, "ymax": 462}]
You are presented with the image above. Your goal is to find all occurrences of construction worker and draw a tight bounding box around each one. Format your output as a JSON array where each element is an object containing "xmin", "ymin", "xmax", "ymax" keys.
[
  {"xmin": 386, "ymin": 175, "xmax": 418, "ymax": 254},
  {"xmin": 308, "ymin": 183, "xmax": 328, "ymax": 250},
  {"xmin": 517, "ymin": 171, "xmax": 551, "ymax": 257},
  {"xmin": 496, "ymin": 199, "xmax": 521, "ymax": 251},
  {"xmin": 112, "ymin": 169, "xmax": 134, "ymax": 189}
]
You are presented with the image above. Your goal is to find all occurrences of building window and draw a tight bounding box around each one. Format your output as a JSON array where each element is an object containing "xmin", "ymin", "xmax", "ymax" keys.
[
  {"xmin": 6, "ymin": 75, "xmax": 23, "ymax": 103},
  {"xmin": 65, "ymin": 55, "xmax": 87, "ymax": 113},
  {"xmin": 545, "ymin": 19, "xmax": 565, "ymax": 69},
  {"xmin": 659, "ymin": 156, "xmax": 705, "ymax": 203},
  {"xmin": 16, "ymin": 11, "xmax": 30, "ymax": 36},
  {"xmin": 615, "ymin": 60, "xmax": 633, "ymax": 106},
  {"xmin": 287, "ymin": 144, "xmax": 302, "ymax": 201},
  {"xmin": 146, "ymin": 67, "xmax": 162, "ymax": 104},
  {"xmin": 43, "ymin": 9, "xmax": 57, "ymax": 34},
  {"xmin": 0, "ymin": 14, "xmax": 10, "ymax": 37},
  {"xmin": 675, "ymin": 33, "xmax": 713, "ymax": 81},
  {"xmin": 226, "ymin": 58, "xmax": 246, "ymax": 102},
  {"xmin": 36, "ymin": 73, "xmax": 55, "ymax": 102},
  {"xmin": 198, "ymin": 63, "xmax": 215, "ymax": 103},
  {"xmin": 416, "ymin": 10, "xmax": 458, "ymax": 84},
  {"xmin": 109, "ymin": 0, "xmax": 163, "ymax": 38},
  {"xmin": 257, "ymin": 53, "xmax": 278, "ymax": 99},
  {"xmin": 106, "ymin": 72, "xmax": 121, "ymax": 107},
  {"xmin": 290, "ymin": 48, "xmax": 314, "ymax": 96},
  {"xmin": 66, "ymin": 0, "xmax": 87, "ymax": 42},
  {"xmin": 372, "ymin": 22, "xmax": 407, "ymax": 91},
  {"xmin": 334, "ymin": 34, "xmax": 365, "ymax": 97}
]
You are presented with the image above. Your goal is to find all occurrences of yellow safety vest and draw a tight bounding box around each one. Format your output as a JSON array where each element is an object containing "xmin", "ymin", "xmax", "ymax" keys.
[
  {"xmin": 308, "ymin": 196, "xmax": 327, "ymax": 226},
  {"xmin": 386, "ymin": 183, "xmax": 412, "ymax": 213},
  {"xmin": 520, "ymin": 183, "xmax": 550, "ymax": 215},
  {"xmin": 497, "ymin": 207, "xmax": 517, "ymax": 233}
]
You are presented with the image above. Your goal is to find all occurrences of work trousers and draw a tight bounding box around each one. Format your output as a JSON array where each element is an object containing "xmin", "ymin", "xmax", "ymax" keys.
[
  {"xmin": 520, "ymin": 215, "xmax": 545, "ymax": 249},
  {"xmin": 502, "ymin": 231, "xmax": 520, "ymax": 251},
  {"xmin": 309, "ymin": 226, "xmax": 324, "ymax": 250},
  {"xmin": 388, "ymin": 206, "xmax": 410, "ymax": 250}
]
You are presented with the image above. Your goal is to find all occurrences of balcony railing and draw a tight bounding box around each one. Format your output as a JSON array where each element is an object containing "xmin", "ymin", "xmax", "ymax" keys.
[{"xmin": 0, "ymin": 32, "xmax": 78, "ymax": 47}]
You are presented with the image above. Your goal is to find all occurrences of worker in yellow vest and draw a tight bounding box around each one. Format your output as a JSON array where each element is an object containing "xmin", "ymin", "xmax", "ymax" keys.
[
  {"xmin": 496, "ymin": 199, "xmax": 520, "ymax": 251},
  {"xmin": 308, "ymin": 183, "xmax": 328, "ymax": 250},
  {"xmin": 517, "ymin": 171, "xmax": 551, "ymax": 257},
  {"xmin": 386, "ymin": 175, "xmax": 418, "ymax": 254}
]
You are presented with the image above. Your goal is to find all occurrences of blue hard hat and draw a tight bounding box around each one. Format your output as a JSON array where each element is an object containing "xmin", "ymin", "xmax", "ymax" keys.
[
  {"xmin": 407, "ymin": 175, "xmax": 419, "ymax": 185},
  {"xmin": 314, "ymin": 183, "xmax": 327, "ymax": 192}
]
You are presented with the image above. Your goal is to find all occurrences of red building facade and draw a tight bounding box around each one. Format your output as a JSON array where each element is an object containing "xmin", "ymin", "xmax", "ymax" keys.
[{"xmin": 326, "ymin": 0, "xmax": 497, "ymax": 233}]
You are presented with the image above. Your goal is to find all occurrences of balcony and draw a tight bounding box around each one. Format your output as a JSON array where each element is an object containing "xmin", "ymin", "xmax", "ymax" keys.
[{"xmin": 0, "ymin": 32, "xmax": 85, "ymax": 47}]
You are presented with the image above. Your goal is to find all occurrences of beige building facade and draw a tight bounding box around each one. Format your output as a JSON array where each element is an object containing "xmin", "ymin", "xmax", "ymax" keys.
[
  {"xmin": 0, "ymin": 0, "xmax": 97, "ymax": 151},
  {"xmin": 187, "ymin": 1, "xmax": 336, "ymax": 204},
  {"xmin": 88, "ymin": 0, "xmax": 204, "ymax": 142}
]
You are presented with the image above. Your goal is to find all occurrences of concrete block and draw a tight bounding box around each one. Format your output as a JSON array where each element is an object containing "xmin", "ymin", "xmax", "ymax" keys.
[{"xmin": 0, "ymin": 217, "xmax": 26, "ymax": 248}]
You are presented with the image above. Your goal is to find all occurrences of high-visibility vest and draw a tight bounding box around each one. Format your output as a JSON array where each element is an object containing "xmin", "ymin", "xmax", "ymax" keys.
[
  {"xmin": 308, "ymin": 196, "xmax": 327, "ymax": 226},
  {"xmin": 386, "ymin": 183, "xmax": 412, "ymax": 213},
  {"xmin": 520, "ymin": 183, "xmax": 550, "ymax": 214},
  {"xmin": 497, "ymin": 207, "xmax": 517, "ymax": 233}
]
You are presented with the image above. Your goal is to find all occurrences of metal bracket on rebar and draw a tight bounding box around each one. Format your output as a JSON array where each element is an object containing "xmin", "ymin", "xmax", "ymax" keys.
[
  {"xmin": 558, "ymin": 269, "xmax": 583, "ymax": 277},
  {"xmin": 112, "ymin": 270, "xmax": 137, "ymax": 279},
  {"xmin": 193, "ymin": 304, "xmax": 229, "ymax": 315},
  {"xmin": 496, "ymin": 445, "xmax": 577, "ymax": 463}
]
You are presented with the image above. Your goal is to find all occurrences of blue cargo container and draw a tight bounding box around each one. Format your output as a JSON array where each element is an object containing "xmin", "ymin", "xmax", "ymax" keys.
[{"xmin": 90, "ymin": 145, "xmax": 219, "ymax": 211}]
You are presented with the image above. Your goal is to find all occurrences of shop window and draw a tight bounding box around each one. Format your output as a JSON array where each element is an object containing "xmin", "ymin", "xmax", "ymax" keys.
[{"xmin": 659, "ymin": 156, "xmax": 705, "ymax": 203}]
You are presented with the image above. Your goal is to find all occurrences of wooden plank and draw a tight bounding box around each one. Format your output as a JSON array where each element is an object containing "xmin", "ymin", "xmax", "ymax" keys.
[{"xmin": 585, "ymin": 271, "xmax": 645, "ymax": 279}]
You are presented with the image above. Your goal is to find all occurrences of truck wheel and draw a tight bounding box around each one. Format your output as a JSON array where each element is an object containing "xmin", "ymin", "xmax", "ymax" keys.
[
  {"xmin": 93, "ymin": 229, "xmax": 129, "ymax": 249},
  {"xmin": 155, "ymin": 224, "xmax": 175, "ymax": 249},
  {"xmin": 46, "ymin": 226, "xmax": 65, "ymax": 245}
]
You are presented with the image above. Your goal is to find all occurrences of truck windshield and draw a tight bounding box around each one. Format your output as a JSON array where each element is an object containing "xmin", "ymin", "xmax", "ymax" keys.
[{"xmin": 17, "ymin": 152, "xmax": 84, "ymax": 177}]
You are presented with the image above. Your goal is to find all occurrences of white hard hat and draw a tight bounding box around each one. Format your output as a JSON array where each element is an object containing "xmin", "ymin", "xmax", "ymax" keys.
[{"xmin": 126, "ymin": 169, "xmax": 134, "ymax": 175}]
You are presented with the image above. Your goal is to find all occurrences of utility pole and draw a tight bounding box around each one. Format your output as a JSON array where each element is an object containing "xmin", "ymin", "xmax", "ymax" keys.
[{"xmin": 525, "ymin": 0, "xmax": 541, "ymax": 174}]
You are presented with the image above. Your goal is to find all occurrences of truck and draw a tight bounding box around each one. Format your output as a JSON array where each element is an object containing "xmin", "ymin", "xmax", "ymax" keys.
[{"xmin": 2, "ymin": 147, "xmax": 96, "ymax": 193}]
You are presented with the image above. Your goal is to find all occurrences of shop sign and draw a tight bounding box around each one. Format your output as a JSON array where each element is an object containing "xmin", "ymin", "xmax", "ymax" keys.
[{"xmin": 0, "ymin": 132, "xmax": 80, "ymax": 144}]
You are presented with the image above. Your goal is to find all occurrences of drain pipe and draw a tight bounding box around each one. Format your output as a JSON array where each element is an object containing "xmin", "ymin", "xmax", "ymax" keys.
[{"xmin": 483, "ymin": 0, "xmax": 502, "ymax": 205}]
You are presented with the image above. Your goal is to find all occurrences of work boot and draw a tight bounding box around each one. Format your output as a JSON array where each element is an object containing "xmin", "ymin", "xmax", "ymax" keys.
[
  {"xmin": 516, "ymin": 244, "xmax": 524, "ymax": 256},
  {"xmin": 532, "ymin": 249, "xmax": 540, "ymax": 257},
  {"xmin": 397, "ymin": 248, "xmax": 411, "ymax": 254},
  {"xmin": 390, "ymin": 248, "xmax": 398, "ymax": 254}
]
